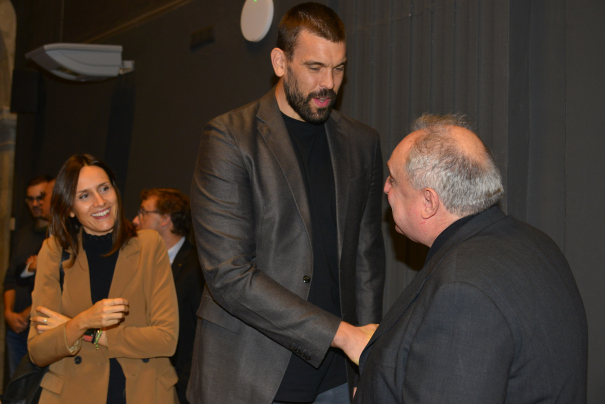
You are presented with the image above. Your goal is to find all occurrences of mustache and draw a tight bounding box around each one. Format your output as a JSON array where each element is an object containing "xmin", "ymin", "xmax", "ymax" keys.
[{"xmin": 308, "ymin": 88, "xmax": 337, "ymax": 100}]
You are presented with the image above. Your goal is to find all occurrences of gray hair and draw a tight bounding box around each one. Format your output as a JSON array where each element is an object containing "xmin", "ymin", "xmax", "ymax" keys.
[{"xmin": 406, "ymin": 113, "xmax": 503, "ymax": 216}]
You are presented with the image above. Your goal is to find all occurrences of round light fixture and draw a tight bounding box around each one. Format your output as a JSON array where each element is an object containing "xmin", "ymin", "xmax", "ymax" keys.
[{"xmin": 240, "ymin": 0, "xmax": 274, "ymax": 42}]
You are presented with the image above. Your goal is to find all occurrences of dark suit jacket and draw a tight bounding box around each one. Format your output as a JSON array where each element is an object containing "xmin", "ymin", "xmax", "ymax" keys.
[
  {"xmin": 188, "ymin": 89, "xmax": 386, "ymax": 403},
  {"xmin": 355, "ymin": 206, "xmax": 587, "ymax": 404},
  {"xmin": 170, "ymin": 238, "xmax": 204, "ymax": 404}
]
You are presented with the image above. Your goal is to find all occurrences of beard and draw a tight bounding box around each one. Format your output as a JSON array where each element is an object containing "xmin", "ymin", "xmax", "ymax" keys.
[{"xmin": 283, "ymin": 67, "xmax": 337, "ymax": 124}]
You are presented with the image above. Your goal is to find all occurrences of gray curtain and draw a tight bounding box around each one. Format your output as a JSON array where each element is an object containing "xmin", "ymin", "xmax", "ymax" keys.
[{"xmin": 328, "ymin": 1, "xmax": 604, "ymax": 402}]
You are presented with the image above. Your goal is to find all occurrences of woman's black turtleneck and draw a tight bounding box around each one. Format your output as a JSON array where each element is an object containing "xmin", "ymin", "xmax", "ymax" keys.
[{"xmin": 82, "ymin": 231, "xmax": 125, "ymax": 404}]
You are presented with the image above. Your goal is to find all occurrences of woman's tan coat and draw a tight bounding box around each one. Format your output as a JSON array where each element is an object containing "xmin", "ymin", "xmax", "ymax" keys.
[{"xmin": 28, "ymin": 229, "xmax": 179, "ymax": 404}]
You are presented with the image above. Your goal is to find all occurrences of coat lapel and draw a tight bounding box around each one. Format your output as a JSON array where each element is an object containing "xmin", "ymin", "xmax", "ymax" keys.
[
  {"xmin": 64, "ymin": 244, "xmax": 93, "ymax": 312},
  {"xmin": 257, "ymin": 89, "xmax": 313, "ymax": 248},
  {"xmin": 171, "ymin": 239, "xmax": 191, "ymax": 281},
  {"xmin": 108, "ymin": 236, "xmax": 141, "ymax": 298},
  {"xmin": 325, "ymin": 112, "xmax": 349, "ymax": 267}
]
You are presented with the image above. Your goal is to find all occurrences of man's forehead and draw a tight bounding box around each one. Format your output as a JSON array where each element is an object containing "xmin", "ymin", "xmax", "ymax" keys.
[
  {"xmin": 27, "ymin": 182, "xmax": 47, "ymax": 195},
  {"xmin": 293, "ymin": 30, "xmax": 346, "ymax": 60},
  {"xmin": 142, "ymin": 195, "xmax": 158, "ymax": 206}
]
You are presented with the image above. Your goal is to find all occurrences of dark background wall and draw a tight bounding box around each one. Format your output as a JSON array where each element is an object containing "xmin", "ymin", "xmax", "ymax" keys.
[{"xmin": 8, "ymin": 0, "xmax": 605, "ymax": 402}]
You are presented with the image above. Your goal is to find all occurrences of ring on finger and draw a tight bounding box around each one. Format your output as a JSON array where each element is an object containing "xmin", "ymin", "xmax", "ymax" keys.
[{"xmin": 43, "ymin": 318, "xmax": 47, "ymax": 324}]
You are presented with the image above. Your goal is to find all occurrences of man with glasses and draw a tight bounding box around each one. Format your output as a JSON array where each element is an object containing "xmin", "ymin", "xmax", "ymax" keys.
[
  {"xmin": 3, "ymin": 175, "xmax": 53, "ymax": 376},
  {"xmin": 132, "ymin": 188, "xmax": 204, "ymax": 404},
  {"xmin": 39, "ymin": 177, "xmax": 56, "ymax": 222}
]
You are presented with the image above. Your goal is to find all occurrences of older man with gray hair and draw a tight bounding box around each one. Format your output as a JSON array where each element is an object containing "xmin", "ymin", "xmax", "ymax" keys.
[{"xmin": 354, "ymin": 114, "xmax": 588, "ymax": 404}]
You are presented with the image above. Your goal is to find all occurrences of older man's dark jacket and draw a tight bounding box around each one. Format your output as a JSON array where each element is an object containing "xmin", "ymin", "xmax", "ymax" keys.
[
  {"xmin": 188, "ymin": 89, "xmax": 386, "ymax": 404},
  {"xmin": 355, "ymin": 206, "xmax": 587, "ymax": 404},
  {"xmin": 170, "ymin": 238, "xmax": 204, "ymax": 404}
]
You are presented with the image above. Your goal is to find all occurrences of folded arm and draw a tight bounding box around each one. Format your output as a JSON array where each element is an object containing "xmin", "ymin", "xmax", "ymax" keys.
[{"xmin": 105, "ymin": 234, "xmax": 178, "ymax": 358}]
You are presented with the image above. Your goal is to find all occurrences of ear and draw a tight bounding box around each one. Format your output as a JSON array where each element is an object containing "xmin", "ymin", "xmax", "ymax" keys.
[
  {"xmin": 421, "ymin": 188, "xmax": 440, "ymax": 219},
  {"xmin": 271, "ymin": 48, "xmax": 287, "ymax": 78},
  {"xmin": 69, "ymin": 211, "xmax": 75, "ymax": 218},
  {"xmin": 159, "ymin": 214, "xmax": 172, "ymax": 228}
]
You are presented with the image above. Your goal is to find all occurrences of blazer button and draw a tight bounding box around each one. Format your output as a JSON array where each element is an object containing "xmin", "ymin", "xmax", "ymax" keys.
[
  {"xmin": 142, "ymin": 358, "xmax": 150, "ymax": 363},
  {"xmin": 302, "ymin": 276, "xmax": 310, "ymax": 283},
  {"xmin": 74, "ymin": 356, "xmax": 82, "ymax": 365}
]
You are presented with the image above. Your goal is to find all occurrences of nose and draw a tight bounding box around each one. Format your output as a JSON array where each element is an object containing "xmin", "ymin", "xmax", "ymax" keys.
[
  {"xmin": 320, "ymin": 70, "xmax": 335, "ymax": 90},
  {"xmin": 132, "ymin": 215, "xmax": 140, "ymax": 228},
  {"xmin": 92, "ymin": 192, "xmax": 105, "ymax": 206},
  {"xmin": 384, "ymin": 177, "xmax": 392, "ymax": 195}
]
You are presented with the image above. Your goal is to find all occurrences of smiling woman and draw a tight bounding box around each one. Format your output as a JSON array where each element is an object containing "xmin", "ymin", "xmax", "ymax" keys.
[
  {"xmin": 28, "ymin": 154, "xmax": 179, "ymax": 404},
  {"xmin": 70, "ymin": 165, "xmax": 118, "ymax": 236}
]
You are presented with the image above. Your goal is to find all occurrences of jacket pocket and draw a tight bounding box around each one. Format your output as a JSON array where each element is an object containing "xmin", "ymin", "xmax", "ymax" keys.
[
  {"xmin": 197, "ymin": 294, "xmax": 243, "ymax": 334},
  {"xmin": 40, "ymin": 371, "xmax": 65, "ymax": 395},
  {"xmin": 157, "ymin": 365, "xmax": 178, "ymax": 390}
]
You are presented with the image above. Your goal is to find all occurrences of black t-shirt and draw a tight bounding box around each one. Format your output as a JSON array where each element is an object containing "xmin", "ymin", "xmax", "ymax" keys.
[{"xmin": 273, "ymin": 114, "xmax": 347, "ymax": 403}]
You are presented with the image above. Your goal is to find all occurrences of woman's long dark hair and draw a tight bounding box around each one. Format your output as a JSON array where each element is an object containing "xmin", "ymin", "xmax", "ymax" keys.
[{"xmin": 49, "ymin": 154, "xmax": 136, "ymax": 266}]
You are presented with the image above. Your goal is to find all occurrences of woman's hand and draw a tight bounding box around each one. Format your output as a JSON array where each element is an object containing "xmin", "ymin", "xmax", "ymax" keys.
[
  {"xmin": 78, "ymin": 298, "xmax": 129, "ymax": 329},
  {"xmin": 32, "ymin": 306, "xmax": 71, "ymax": 333}
]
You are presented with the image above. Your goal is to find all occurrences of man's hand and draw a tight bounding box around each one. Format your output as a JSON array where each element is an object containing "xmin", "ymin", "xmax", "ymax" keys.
[
  {"xmin": 331, "ymin": 321, "xmax": 378, "ymax": 365},
  {"xmin": 5, "ymin": 310, "xmax": 28, "ymax": 333},
  {"xmin": 25, "ymin": 255, "xmax": 37, "ymax": 272}
]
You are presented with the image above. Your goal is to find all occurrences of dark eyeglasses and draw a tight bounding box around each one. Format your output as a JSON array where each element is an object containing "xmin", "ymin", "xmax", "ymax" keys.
[
  {"xmin": 25, "ymin": 194, "xmax": 45, "ymax": 204},
  {"xmin": 137, "ymin": 208, "xmax": 161, "ymax": 217}
]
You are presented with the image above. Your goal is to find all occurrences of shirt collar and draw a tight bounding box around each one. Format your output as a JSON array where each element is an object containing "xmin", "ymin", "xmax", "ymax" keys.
[{"xmin": 167, "ymin": 236, "xmax": 186, "ymax": 265}]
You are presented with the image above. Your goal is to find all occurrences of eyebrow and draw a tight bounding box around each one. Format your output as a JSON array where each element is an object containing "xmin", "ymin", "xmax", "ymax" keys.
[
  {"xmin": 302, "ymin": 58, "xmax": 348, "ymax": 67},
  {"xmin": 76, "ymin": 182, "xmax": 110, "ymax": 195}
]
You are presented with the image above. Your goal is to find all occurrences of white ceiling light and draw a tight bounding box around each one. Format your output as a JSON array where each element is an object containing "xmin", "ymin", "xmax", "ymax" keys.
[
  {"xmin": 240, "ymin": 0, "xmax": 274, "ymax": 42},
  {"xmin": 25, "ymin": 43, "xmax": 134, "ymax": 82}
]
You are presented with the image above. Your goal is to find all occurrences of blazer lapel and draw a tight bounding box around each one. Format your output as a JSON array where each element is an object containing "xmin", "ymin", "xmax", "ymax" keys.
[
  {"xmin": 64, "ymin": 244, "xmax": 93, "ymax": 312},
  {"xmin": 257, "ymin": 89, "xmax": 313, "ymax": 247},
  {"xmin": 108, "ymin": 236, "xmax": 141, "ymax": 298},
  {"xmin": 171, "ymin": 240, "xmax": 191, "ymax": 280},
  {"xmin": 325, "ymin": 113, "xmax": 349, "ymax": 267}
]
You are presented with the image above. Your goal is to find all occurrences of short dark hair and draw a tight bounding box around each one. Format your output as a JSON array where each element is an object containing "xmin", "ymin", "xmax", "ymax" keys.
[
  {"xmin": 27, "ymin": 175, "xmax": 53, "ymax": 188},
  {"xmin": 49, "ymin": 154, "xmax": 136, "ymax": 266},
  {"xmin": 277, "ymin": 2, "xmax": 345, "ymax": 60},
  {"xmin": 140, "ymin": 188, "xmax": 191, "ymax": 237}
]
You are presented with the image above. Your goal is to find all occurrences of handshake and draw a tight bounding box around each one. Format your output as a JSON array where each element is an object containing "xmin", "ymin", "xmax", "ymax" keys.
[{"xmin": 331, "ymin": 322, "xmax": 379, "ymax": 365}]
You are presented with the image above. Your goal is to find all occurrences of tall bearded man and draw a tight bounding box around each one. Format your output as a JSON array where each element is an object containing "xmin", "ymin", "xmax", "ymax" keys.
[{"xmin": 188, "ymin": 3, "xmax": 385, "ymax": 404}]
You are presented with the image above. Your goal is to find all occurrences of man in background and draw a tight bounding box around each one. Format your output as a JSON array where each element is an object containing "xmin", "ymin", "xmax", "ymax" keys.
[
  {"xmin": 189, "ymin": 3, "xmax": 385, "ymax": 403},
  {"xmin": 3, "ymin": 175, "xmax": 52, "ymax": 376},
  {"xmin": 354, "ymin": 114, "xmax": 587, "ymax": 403},
  {"xmin": 133, "ymin": 188, "xmax": 203, "ymax": 404},
  {"xmin": 39, "ymin": 177, "xmax": 55, "ymax": 223}
]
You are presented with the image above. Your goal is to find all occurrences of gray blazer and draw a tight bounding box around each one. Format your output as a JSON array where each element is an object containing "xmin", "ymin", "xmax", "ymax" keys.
[
  {"xmin": 354, "ymin": 206, "xmax": 588, "ymax": 404},
  {"xmin": 188, "ymin": 89, "xmax": 386, "ymax": 404}
]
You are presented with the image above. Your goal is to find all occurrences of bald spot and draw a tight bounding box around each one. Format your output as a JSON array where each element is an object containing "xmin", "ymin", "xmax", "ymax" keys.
[
  {"xmin": 391, "ymin": 125, "xmax": 490, "ymax": 179},
  {"xmin": 447, "ymin": 125, "xmax": 488, "ymax": 163}
]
